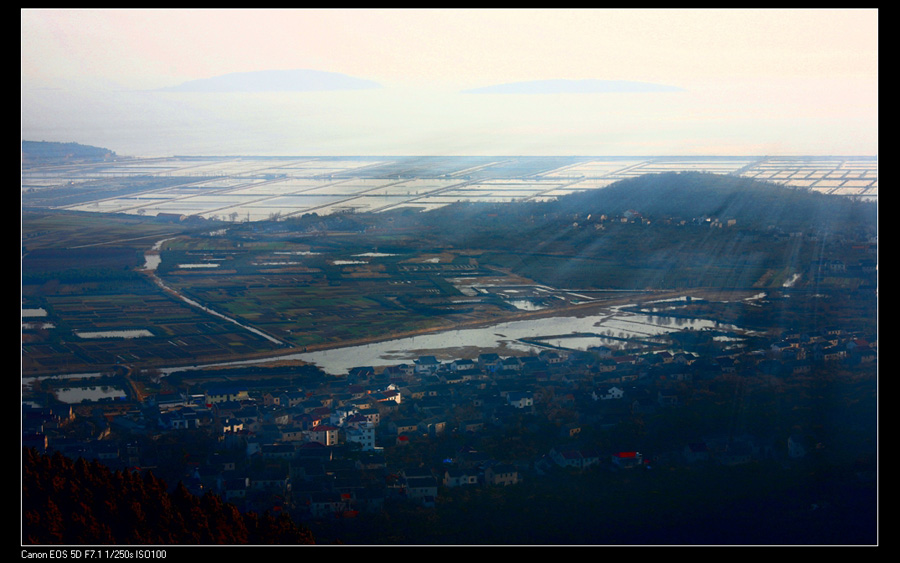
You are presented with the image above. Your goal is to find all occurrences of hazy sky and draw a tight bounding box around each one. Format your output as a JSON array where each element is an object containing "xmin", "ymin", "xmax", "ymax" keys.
[{"xmin": 21, "ymin": 8, "xmax": 878, "ymax": 157}]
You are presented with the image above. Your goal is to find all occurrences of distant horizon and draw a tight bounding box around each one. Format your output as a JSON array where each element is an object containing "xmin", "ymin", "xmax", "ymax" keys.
[
  {"xmin": 22, "ymin": 140, "xmax": 879, "ymax": 160},
  {"xmin": 22, "ymin": 10, "xmax": 877, "ymax": 158}
]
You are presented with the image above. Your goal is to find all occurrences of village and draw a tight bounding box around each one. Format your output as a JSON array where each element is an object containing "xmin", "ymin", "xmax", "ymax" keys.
[{"xmin": 23, "ymin": 313, "xmax": 876, "ymax": 526}]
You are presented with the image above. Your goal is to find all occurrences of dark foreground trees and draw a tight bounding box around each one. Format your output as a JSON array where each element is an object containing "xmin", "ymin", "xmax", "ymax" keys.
[{"xmin": 22, "ymin": 448, "xmax": 315, "ymax": 545}]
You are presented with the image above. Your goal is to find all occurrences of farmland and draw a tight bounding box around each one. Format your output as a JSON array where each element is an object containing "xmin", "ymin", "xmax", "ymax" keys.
[
  {"xmin": 22, "ymin": 155, "xmax": 877, "ymax": 379},
  {"xmin": 23, "ymin": 155, "xmax": 877, "ymax": 222}
]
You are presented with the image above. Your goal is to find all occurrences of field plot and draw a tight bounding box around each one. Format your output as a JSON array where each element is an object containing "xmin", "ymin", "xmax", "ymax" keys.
[
  {"xmin": 21, "ymin": 290, "xmax": 284, "ymax": 375},
  {"xmin": 621, "ymin": 158, "xmax": 756, "ymax": 177},
  {"xmin": 225, "ymin": 178, "xmax": 341, "ymax": 195},
  {"xmin": 737, "ymin": 157, "xmax": 877, "ymax": 200}
]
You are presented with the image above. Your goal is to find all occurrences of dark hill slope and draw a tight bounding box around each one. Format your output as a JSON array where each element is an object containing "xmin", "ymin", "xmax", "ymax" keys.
[
  {"xmin": 412, "ymin": 172, "xmax": 876, "ymax": 291},
  {"xmin": 22, "ymin": 448, "xmax": 316, "ymax": 545},
  {"xmin": 544, "ymin": 171, "xmax": 876, "ymax": 232}
]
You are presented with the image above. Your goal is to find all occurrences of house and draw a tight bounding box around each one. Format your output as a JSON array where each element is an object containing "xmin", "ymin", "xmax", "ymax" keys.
[
  {"xmin": 346, "ymin": 425, "xmax": 379, "ymax": 451},
  {"xmin": 383, "ymin": 363, "xmax": 415, "ymax": 378},
  {"xmin": 330, "ymin": 406, "xmax": 358, "ymax": 427},
  {"xmin": 484, "ymin": 463, "xmax": 519, "ymax": 486},
  {"xmin": 414, "ymin": 356, "xmax": 441, "ymax": 374},
  {"xmin": 278, "ymin": 391, "xmax": 307, "ymax": 408},
  {"xmin": 417, "ymin": 417, "xmax": 447, "ymax": 437},
  {"xmin": 450, "ymin": 358, "xmax": 476, "ymax": 371},
  {"xmin": 657, "ymin": 389, "xmax": 680, "ymax": 407},
  {"xmin": 342, "ymin": 412, "xmax": 371, "ymax": 429},
  {"xmin": 159, "ymin": 407, "xmax": 202, "ymax": 430},
  {"xmin": 304, "ymin": 424, "xmax": 340, "ymax": 446},
  {"xmin": 204, "ymin": 386, "xmax": 249, "ymax": 405},
  {"xmin": 441, "ymin": 372, "xmax": 466, "ymax": 385},
  {"xmin": 506, "ymin": 391, "xmax": 534, "ymax": 409},
  {"xmin": 251, "ymin": 466, "xmax": 291, "ymax": 494},
  {"xmin": 278, "ymin": 425, "xmax": 305, "ymax": 442},
  {"xmin": 222, "ymin": 476, "xmax": 250, "ymax": 502},
  {"xmin": 821, "ymin": 346, "xmax": 847, "ymax": 362},
  {"xmin": 539, "ymin": 350, "xmax": 565, "ymax": 364},
  {"xmin": 611, "ymin": 451, "xmax": 643, "ymax": 469},
  {"xmin": 550, "ymin": 446, "xmax": 601, "ymax": 470},
  {"xmin": 588, "ymin": 345, "xmax": 613, "ymax": 358},
  {"xmin": 672, "ymin": 352, "xmax": 696, "ymax": 365},
  {"xmin": 478, "ymin": 353, "xmax": 502, "ymax": 372},
  {"xmin": 348, "ymin": 366, "xmax": 375, "ymax": 379},
  {"xmin": 260, "ymin": 443, "xmax": 295, "ymax": 460},
  {"xmin": 155, "ymin": 393, "xmax": 191, "ymax": 411},
  {"xmin": 592, "ymin": 386, "xmax": 624, "ymax": 401},
  {"xmin": 443, "ymin": 468, "xmax": 479, "ymax": 487},
  {"xmin": 307, "ymin": 491, "xmax": 348, "ymax": 518},
  {"xmin": 24, "ymin": 405, "xmax": 75, "ymax": 430},
  {"xmin": 518, "ymin": 355, "xmax": 544, "ymax": 373},
  {"xmin": 374, "ymin": 389, "xmax": 402, "ymax": 405},
  {"xmin": 404, "ymin": 475, "xmax": 439, "ymax": 505},
  {"xmin": 561, "ymin": 423, "xmax": 582, "ymax": 438},
  {"xmin": 388, "ymin": 418, "xmax": 419, "ymax": 436}
]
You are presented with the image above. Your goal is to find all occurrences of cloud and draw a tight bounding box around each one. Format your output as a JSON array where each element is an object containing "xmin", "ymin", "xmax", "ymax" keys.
[
  {"xmin": 159, "ymin": 69, "xmax": 382, "ymax": 93},
  {"xmin": 462, "ymin": 79, "xmax": 685, "ymax": 95}
]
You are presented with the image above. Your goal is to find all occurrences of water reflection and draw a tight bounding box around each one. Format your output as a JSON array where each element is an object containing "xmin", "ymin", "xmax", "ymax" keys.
[
  {"xmin": 294, "ymin": 302, "xmax": 745, "ymax": 374},
  {"xmin": 55, "ymin": 385, "xmax": 127, "ymax": 404}
]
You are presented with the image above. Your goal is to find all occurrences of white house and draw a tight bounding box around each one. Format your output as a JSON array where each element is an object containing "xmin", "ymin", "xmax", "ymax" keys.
[
  {"xmin": 592, "ymin": 386, "xmax": 624, "ymax": 401},
  {"xmin": 345, "ymin": 426, "xmax": 379, "ymax": 451},
  {"xmin": 507, "ymin": 391, "xmax": 534, "ymax": 409},
  {"xmin": 443, "ymin": 468, "xmax": 479, "ymax": 487}
]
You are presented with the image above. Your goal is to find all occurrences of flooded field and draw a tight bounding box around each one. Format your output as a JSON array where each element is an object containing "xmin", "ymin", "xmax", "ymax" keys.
[
  {"xmin": 74, "ymin": 329, "xmax": 154, "ymax": 339},
  {"xmin": 22, "ymin": 155, "xmax": 877, "ymax": 221}
]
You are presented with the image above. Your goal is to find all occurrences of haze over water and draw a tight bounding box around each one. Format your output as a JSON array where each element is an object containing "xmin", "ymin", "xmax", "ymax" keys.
[{"xmin": 21, "ymin": 9, "xmax": 878, "ymax": 158}]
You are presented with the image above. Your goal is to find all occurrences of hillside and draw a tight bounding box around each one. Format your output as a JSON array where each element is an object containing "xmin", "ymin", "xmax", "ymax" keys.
[
  {"xmin": 391, "ymin": 171, "xmax": 879, "ymax": 291},
  {"xmin": 542, "ymin": 171, "xmax": 877, "ymax": 232},
  {"xmin": 22, "ymin": 448, "xmax": 316, "ymax": 545},
  {"xmin": 22, "ymin": 140, "xmax": 118, "ymax": 166}
]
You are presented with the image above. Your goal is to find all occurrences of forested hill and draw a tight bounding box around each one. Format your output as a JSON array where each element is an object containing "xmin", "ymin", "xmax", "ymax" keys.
[
  {"xmin": 22, "ymin": 140, "xmax": 118, "ymax": 165},
  {"xmin": 542, "ymin": 171, "xmax": 876, "ymax": 233},
  {"xmin": 22, "ymin": 448, "xmax": 316, "ymax": 545}
]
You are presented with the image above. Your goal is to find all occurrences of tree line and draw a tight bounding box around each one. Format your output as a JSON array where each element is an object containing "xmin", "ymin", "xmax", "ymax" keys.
[{"xmin": 22, "ymin": 448, "xmax": 316, "ymax": 545}]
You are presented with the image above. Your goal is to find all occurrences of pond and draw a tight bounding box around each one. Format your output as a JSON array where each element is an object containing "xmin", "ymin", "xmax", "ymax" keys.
[
  {"xmin": 75, "ymin": 329, "xmax": 154, "ymax": 339},
  {"xmin": 291, "ymin": 301, "xmax": 747, "ymax": 374},
  {"xmin": 55, "ymin": 385, "xmax": 127, "ymax": 404},
  {"xmin": 156, "ymin": 294, "xmax": 757, "ymax": 378}
]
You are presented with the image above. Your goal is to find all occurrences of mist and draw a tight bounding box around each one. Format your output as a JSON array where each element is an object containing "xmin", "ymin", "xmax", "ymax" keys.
[
  {"xmin": 22, "ymin": 9, "xmax": 877, "ymax": 158},
  {"xmin": 21, "ymin": 75, "xmax": 875, "ymax": 158}
]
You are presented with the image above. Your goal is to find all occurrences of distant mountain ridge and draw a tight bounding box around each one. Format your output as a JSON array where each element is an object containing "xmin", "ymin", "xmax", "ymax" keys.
[{"xmin": 160, "ymin": 69, "xmax": 382, "ymax": 93}]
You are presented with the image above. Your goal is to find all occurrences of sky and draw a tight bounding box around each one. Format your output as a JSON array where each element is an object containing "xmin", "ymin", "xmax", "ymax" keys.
[{"xmin": 21, "ymin": 8, "xmax": 878, "ymax": 157}]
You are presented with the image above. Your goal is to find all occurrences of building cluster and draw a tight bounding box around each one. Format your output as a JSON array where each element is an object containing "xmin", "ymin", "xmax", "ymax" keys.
[{"xmin": 23, "ymin": 323, "xmax": 875, "ymax": 520}]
